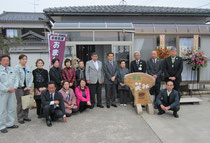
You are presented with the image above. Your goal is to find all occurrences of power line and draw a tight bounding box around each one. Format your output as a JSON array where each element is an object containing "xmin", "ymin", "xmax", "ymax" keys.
[{"xmin": 197, "ymin": 2, "xmax": 210, "ymax": 8}]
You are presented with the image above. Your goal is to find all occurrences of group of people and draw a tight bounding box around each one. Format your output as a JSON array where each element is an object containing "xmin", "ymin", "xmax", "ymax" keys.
[{"xmin": 0, "ymin": 46, "xmax": 183, "ymax": 132}]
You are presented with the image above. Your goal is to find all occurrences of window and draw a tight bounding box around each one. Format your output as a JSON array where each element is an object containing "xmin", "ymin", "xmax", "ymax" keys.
[
  {"xmin": 113, "ymin": 45, "xmax": 130, "ymax": 67},
  {"xmin": 59, "ymin": 32, "xmax": 93, "ymax": 41},
  {"xmin": 179, "ymin": 37, "xmax": 193, "ymax": 57},
  {"xmin": 6, "ymin": 29, "xmax": 20, "ymax": 37},
  {"xmin": 134, "ymin": 37, "xmax": 154, "ymax": 61},
  {"xmin": 156, "ymin": 36, "xmax": 176, "ymax": 50},
  {"xmin": 95, "ymin": 31, "xmax": 132, "ymax": 41}
]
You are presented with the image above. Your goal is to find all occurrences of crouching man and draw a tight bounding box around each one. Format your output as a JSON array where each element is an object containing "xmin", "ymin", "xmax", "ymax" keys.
[
  {"xmin": 156, "ymin": 81, "xmax": 180, "ymax": 118},
  {"xmin": 41, "ymin": 81, "xmax": 67, "ymax": 127}
]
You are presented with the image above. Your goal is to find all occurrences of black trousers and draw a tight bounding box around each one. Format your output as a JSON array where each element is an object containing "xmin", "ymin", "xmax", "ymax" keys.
[
  {"xmin": 89, "ymin": 82, "xmax": 102, "ymax": 106},
  {"xmin": 66, "ymin": 108, "xmax": 79, "ymax": 117},
  {"xmin": 35, "ymin": 98, "xmax": 42, "ymax": 116},
  {"xmin": 43, "ymin": 105, "xmax": 64, "ymax": 121},
  {"xmin": 105, "ymin": 84, "xmax": 116, "ymax": 106},
  {"xmin": 119, "ymin": 90, "xmax": 128, "ymax": 104},
  {"xmin": 79, "ymin": 101, "xmax": 91, "ymax": 112},
  {"xmin": 157, "ymin": 104, "xmax": 180, "ymax": 113},
  {"xmin": 150, "ymin": 81, "xmax": 161, "ymax": 102}
]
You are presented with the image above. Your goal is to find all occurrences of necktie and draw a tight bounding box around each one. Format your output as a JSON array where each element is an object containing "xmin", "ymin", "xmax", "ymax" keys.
[
  {"xmin": 5, "ymin": 68, "xmax": 8, "ymax": 73},
  {"xmin": 172, "ymin": 58, "xmax": 175, "ymax": 64},
  {"xmin": 153, "ymin": 59, "xmax": 155, "ymax": 63},
  {"xmin": 50, "ymin": 94, "xmax": 53, "ymax": 101},
  {"xmin": 167, "ymin": 91, "xmax": 170, "ymax": 103}
]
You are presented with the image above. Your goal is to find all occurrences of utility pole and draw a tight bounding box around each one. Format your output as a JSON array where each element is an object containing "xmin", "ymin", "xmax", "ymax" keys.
[
  {"xmin": 33, "ymin": 0, "xmax": 39, "ymax": 12},
  {"xmin": 119, "ymin": 0, "xmax": 127, "ymax": 5}
]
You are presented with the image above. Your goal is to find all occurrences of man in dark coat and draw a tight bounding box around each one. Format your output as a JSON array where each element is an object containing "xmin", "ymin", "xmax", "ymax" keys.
[
  {"xmin": 163, "ymin": 47, "xmax": 183, "ymax": 99},
  {"xmin": 156, "ymin": 81, "xmax": 180, "ymax": 118},
  {"xmin": 103, "ymin": 52, "xmax": 118, "ymax": 108},
  {"xmin": 130, "ymin": 51, "xmax": 147, "ymax": 106},
  {"xmin": 41, "ymin": 81, "xmax": 67, "ymax": 127}
]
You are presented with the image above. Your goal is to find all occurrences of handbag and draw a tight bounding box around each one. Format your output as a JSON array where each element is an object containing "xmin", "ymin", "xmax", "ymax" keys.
[{"xmin": 21, "ymin": 93, "xmax": 34, "ymax": 110}]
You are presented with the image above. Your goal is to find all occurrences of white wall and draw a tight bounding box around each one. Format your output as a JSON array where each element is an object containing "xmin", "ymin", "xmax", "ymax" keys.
[{"xmin": 10, "ymin": 53, "xmax": 50, "ymax": 71}]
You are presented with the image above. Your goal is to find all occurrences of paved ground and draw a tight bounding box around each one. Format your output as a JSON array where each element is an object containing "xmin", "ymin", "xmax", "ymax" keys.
[{"xmin": 0, "ymin": 95, "xmax": 210, "ymax": 143}]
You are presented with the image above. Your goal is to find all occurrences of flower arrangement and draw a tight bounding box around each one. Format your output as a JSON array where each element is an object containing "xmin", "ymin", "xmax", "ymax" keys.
[
  {"xmin": 184, "ymin": 50, "xmax": 208, "ymax": 69},
  {"xmin": 156, "ymin": 48, "xmax": 170, "ymax": 60}
]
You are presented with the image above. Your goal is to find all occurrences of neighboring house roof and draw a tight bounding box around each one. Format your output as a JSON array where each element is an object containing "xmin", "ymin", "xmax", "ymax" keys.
[
  {"xmin": 0, "ymin": 11, "xmax": 49, "ymax": 22},
  {"xmin": 21, "ymin": 30, "xmax": 46, "ymax": 40},
  {"xmin": 44, "ymin": 5, "xmax": 210, "ymax": 16}
]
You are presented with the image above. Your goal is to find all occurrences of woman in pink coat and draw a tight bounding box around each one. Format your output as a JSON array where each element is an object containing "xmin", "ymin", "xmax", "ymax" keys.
[
  {"xmin": 59, "ymin": 80, "xmax": 78, "ymax": 117},
  {"xmin": 75, "ymin": 79, "xmax": 91, "ymax": 112}
]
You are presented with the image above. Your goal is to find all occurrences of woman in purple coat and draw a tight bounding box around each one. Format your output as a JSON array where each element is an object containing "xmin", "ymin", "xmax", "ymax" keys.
[{"xmin": 59, "ymin": 80, "xmax": 78, "ymax": 117}]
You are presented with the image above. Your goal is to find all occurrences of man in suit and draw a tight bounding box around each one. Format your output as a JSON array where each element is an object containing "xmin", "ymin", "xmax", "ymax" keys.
[
  {"xmin": 147, "ymin": 51, "xmax": 162, "ymax": 104},
  {"xmin": 130, "ymin": 51, "xmax": 147, "ymax": 106},
  {"xmin": 86, "ymin": 53, "xmax": 104, "ymax": 109},
  {"xmin": 41, "ymin": 81, "xmax": 67, "ymax": 127},
  {"xmin": 104, "ymin": 52, "xmax": 118, "ymax": 108},
  {"xmin": 156, "ymin": 81, "xmax": 180, "ymax": 118},
  {"xmin": 131, "ymin": 51, "xmax": 147, "ymax": 73},
  {"xmin": 163, "ymin": 47, "xmax": 183, "ymax": 99}
]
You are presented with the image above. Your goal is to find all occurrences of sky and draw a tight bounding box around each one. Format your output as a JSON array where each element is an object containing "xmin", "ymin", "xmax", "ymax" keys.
[{"xmin": 0, "ymin": 0, "xmax": 210, "ymax": 13}]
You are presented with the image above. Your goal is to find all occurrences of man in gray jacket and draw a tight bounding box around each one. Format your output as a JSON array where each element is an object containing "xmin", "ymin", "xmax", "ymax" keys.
[
  {"xmin": 104, "ymin": 52, "xmax": 118, "ymax": 108},
  {"xmin": 0, "ymin": 55, "xmax": 19, "ymax": 133},
  {"xmin": 147, "ymin": 50, "xmax": 162, "ymax": 104},
  {"xmin": 86, "ymin": 53, "xmax": 104, "ymax": 108}
]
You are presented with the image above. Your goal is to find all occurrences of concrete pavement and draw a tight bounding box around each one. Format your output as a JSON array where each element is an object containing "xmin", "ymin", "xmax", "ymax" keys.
[{"xmin": 0, "ymin": 95, "xmax": 209, "ymax": 143}]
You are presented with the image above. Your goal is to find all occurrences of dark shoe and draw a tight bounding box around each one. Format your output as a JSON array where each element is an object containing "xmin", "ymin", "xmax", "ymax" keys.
[
  {"xmin": 173, "ymin": 112, "xmax": 179, "ymax": 118},
  {"xmin": 46, "ymin": 120, "xmax": 52, "ymax": 127},
  {"xmin": 38, "ymin": 115, "xmax": 44, "ymax": 119},
  {"xmin": 24, "ymin": 118, "xmax": 31, "ymax": 122},
  {"xmin": 97, "ymin": 105, "xmax": 104, "ymax": 108},
  {"xmin": 66, "ymin": 113, "xmax": 72, "ymax": 117},
  {"xmin": 0, "ymin": 128, "xmax": 8, "ymax": 133},
  {"xmin": 111, "ymin": 104, "xmax": 117, "ymax": 108},
  {"xmin": 18, "ymin": 121, "xmax": 25, "ymax": 124},
  {"xmin": 90, "ymin": 104, "xmax": 94, "ymax": 109},
  {"xmin": 107, "ymin": 105, "xmax": 110, "ymax": 108},
  {"xmin": 154, "ymin": 105, "xmax": 157, "ymax": 109},
  {"xmin": 158, "ymin": 111, "xmax": 165, "ymax": 115},
  {"xmin": 7, "ymin": 125, "xmax": 19, "ymax": 129}
]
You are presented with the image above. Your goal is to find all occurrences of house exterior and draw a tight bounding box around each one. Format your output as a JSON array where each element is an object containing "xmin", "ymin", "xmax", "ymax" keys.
[
  {"xmin": 0, "ymin": 11, "xmax": 51, "ymax": 70},
  {"xmin": 44, "ymin": 5, "xmax": 210, "ymax": 82}
]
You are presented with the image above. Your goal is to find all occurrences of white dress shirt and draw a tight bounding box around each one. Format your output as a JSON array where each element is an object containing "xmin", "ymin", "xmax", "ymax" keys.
[{"xmin": 93, "ymin": 60, "xmax": 99, "ymax": 71}]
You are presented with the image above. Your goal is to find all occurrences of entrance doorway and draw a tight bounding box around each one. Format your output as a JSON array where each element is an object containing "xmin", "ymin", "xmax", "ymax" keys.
[{"xmin": 76, "ymin": 45, "xmax": 112, "ymax": 64}]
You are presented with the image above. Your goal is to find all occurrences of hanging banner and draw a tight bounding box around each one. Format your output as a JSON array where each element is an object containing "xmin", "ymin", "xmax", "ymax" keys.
[
  {"xmin": 48, "ymin": 33, "xmax": 67, "ymax": 68},
  {"xmin": 159, "ymin": 35, "xmax": 165, "ymax": 49},
  {"xmin": 193, "ymin": 35, "xmax": 199, "ymax": 50}
]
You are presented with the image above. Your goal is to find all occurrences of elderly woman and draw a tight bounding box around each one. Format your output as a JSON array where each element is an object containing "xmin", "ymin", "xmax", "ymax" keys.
[
  {"xmin": 59, "ymin": 80, "xmax": 78, "ymax": 117},
  {"xmin": 117, "ymin": 60, "xmax": 129, "ymax": 107},
  {"xmin": 75, "ymin": 79, "xmax": 91, "ymax": 112},
  {"xmin": 32, "ymin": 59, "xmax": 49, "ymax": 118}
]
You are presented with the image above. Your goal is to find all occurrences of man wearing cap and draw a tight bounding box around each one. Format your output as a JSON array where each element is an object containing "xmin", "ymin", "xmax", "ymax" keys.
[{"xmin": 163, "ymin": 47, "xmax": 183, "ymax": 99}]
